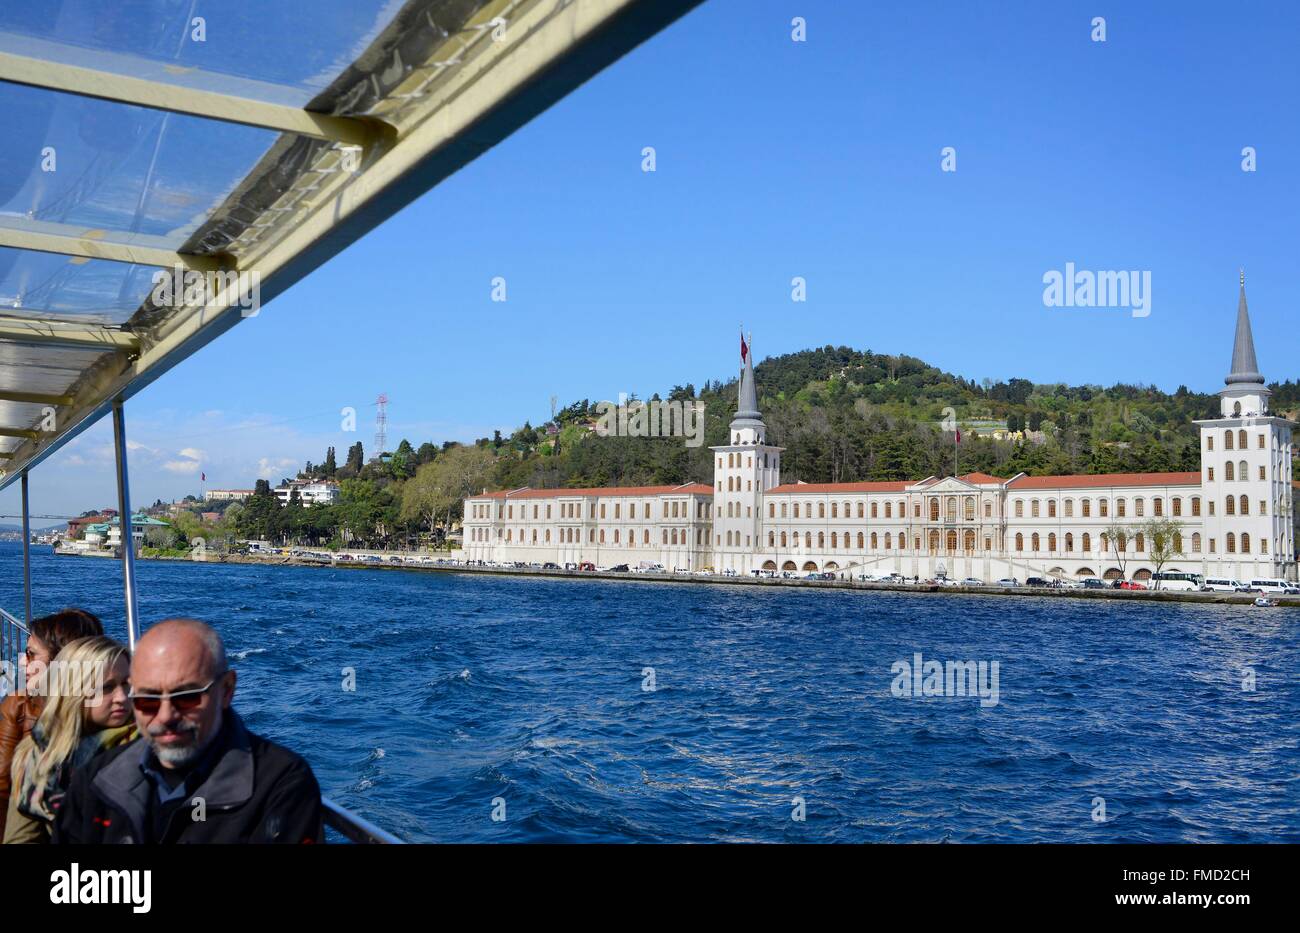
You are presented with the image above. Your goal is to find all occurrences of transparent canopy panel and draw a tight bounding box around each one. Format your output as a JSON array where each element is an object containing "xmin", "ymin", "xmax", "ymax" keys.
[
  {"xmin": 0, "ymin": 81, "xmax": 281, "ymax": 251},
  {"xmin": 0, "ymin": 0, "xmax": 404, "ymax": 106},
  {"xmin": 0, "ymin": 247, "xmax": 161, "ymax": 325}
]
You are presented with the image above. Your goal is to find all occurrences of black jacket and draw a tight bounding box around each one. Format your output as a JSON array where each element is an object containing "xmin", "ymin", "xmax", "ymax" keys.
[{"xmin": 52, "ymin": 711, "xmax": 322, "ymax": 844}]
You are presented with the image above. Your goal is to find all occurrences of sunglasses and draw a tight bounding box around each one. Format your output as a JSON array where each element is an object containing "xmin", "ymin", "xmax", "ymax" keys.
[{"xmin": 128, "ymin": 675, "xmax": 225, "ymax": 715}]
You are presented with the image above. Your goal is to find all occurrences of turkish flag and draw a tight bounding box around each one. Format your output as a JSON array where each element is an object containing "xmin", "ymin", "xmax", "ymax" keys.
[
  {"xmin": 740, "ymin": 333, "xmax": 748, "ymax": 363},
  {"xmin": 201, "ymin": 472, "xmax": 206, "ymax": 481},
  {"xmin": 955, "ymin": 430, "xmax": 961, "ymax": 444}
]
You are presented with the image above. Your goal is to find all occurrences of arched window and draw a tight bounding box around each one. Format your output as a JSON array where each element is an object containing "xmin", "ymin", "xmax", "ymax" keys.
[
  {"xmin": 930, "ymin": 499, "xmax": 940, "ymax": 521},
  {"xmin": 1031, "ymin": 533, "xmax": 1040, "ymax": 552},
  {"xmin": 817, "ymin": 532, "xmax": 825, "ymax": 548},
  {"xmin": 1172, "ymin": 497, "xmax": 1181, "ymax": 516},
  {"xmin": 857, "ymin": 532, "xmax": 864, "ymax": 548},
  {"xmin": 843, "ymin": 501, "xmax": 850, "ymax": 518},
  {"xmin": 1238, "ymin": 429, "xmax": 1247, "ymax": 449},
  {"xmin": 818, "ymin": 503, "xmax": 825, "ymax": 519},
  {"xmin": 1239, "ymin": 460, "xmax": 1247, "ymax": 481},
  {"xmin": 768, "ymin": 531, "xmax": 775, "ymax": 547},
  {"xmin": 1225, "ymin": 462, "xmax": 1235, "ymax": 481},
  {"xmin": 1047, "ymin": 500, "xmax": 1056, "ymax": 518},
  {"xmin": 946, "ymin": 530, "xmax": 957, "ymax": 552},
  {"xmin": 1134, "ymin": 498, "xmax": 1144, "ymax": 517},
  {"xmin": 1082, "ymin": 498, "xmax": 1091, "ymax": 517},
  {"xmin": 1048, "ymin": 533, "xmax": 1057, "ymax": 552},
  {"xmin": 1191, "ymin": 533, "xmax": 1200, "ymax": 553},
  {"xmin": 769, "ymin": 503, "xmax": 775, "ymax": 518},
  {"xmin": 1031, "ymin": 500, "xmax": 1040, "ymax": 518},
  {"xmin": 946, "ymin": 497, "xmax": 956, "ymax": 522},
  {"xmin": 1225, "ymin": 430, "xmax": 1234, "ymax": 450},
  {"xmin": 929, "ymin": 530, "xmax": 940, "ymax": 552},
  {"xmin": 870, "ymin": 532, "xmax": 878, "ymax": 549},
  {"xmin": 871, "ymin": 502, "xmax": 878, "ymax": 518},
  {"xmin": 1173, "ymin": 533, "xmax": 1182, "ymax": 553},
  {"xmin": 1226, "ymin": 532, "xmax": 1236, "ymax": 553},
  {"xmin": 965, "ymin": 497, "xmax": 975, "ymax": 520},
  {"xmin": 1191, "ymin": 497, "xmax": 1201, "ymax": 516},
  {"xmin": 857, "ymin": 502, "xmax": 865, "ymax": 518},
  {"xmin": 1015, "ymin": 500, "xmax": 1023, "ymax": 518},
  {"xmin": 964, "ymin": 530, "xmax": 975, "ymax": 552},
  {"xmin": 780, "ymin": 532, "xmax": 787, "ymax": 547},
  {"xmin": 805, "ymin": 532, "xmax": 812, "ymax": 549},
  {"xmin": 1015, "ymin": 533, "xmax": 1024, "ymax": 552},
  {"xmin": 1239, "ymin": 495, "xmax": 1248, "ymax": 515},
  {"xmin": 1099, "ymin": 499, "xmax": 1108, "ymax": 517},
  {"xmin": 1082, "ymin": 532, "xmax": 1090, "ymax": 552},
  {"xmin": 1064, "ymin": 499, "xmax": 1073, "ymax": 517},
  {"xmin": 831, "ymin": 502, "xmax": 838, "ymax": 519},
  {"xmin": 793, "ymin": 503, "xmax": 800, "ymax": 518},
  {"xmin": 831, "ymin": 532, "xmax": 838, "ymax": 548},
  {"xmin": 1065, "ymin": 533, "xmax": 1073, "ymax": 552},
  {"xmin": 884, "ymin": 533, "xmax": 891, "ymax": 549},
  {"xmin": 781, "ymin": 502, "xmax": 788, "ymax": 518},
  {"xmin": 1134, "ymin": 533, "xmax": 1144, "ymax": 553},
  {"xmin": 1153, "ymin": 497, "xmax": 1163, "ymax": 516},
  {"xmin": 883, "ymin": 502, "xmax": 891, "ymax": 518},
  {"xmin": 1116, "ymin": 498, "xmax": 1126, "ymax": 518},
  {"xmin": 1225, "ymin": 496, "xmax": 1235, "ymax": 515}
]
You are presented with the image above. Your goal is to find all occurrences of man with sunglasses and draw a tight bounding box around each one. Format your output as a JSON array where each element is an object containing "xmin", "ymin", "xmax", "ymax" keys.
[{"xmin": 53, "ymin": 618, "xmax": 322, "ymax": 844}]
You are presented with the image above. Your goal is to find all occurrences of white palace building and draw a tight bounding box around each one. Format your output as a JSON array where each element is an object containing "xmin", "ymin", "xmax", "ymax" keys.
[{"xmin": 463, "ymin": 280, "xmax": 1298, "ymax": 583}]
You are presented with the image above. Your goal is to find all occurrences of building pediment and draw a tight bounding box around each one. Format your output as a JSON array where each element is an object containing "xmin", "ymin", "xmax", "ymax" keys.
[{"xmin": 912, "ymin": 476, "xmax": 977, "ymax": 494}]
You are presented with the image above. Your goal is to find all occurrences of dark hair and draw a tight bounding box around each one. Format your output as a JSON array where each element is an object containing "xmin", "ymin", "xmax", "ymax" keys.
[{"xmin": 29, "ymin": 609, "xmax": 105, "ymax": 657}]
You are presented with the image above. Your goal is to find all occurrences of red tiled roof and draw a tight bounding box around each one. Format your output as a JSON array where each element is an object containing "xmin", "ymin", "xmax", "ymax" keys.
[
  {"xmin": 958, "ymin": 472, "xmax": 1004, "ymax": 485},
  {"xmin": 1008, "ymin": 471, "xmax": 1201, "ymax": 490},
  {"xmin": 767, "ymin": 481, "xmax": 911, "ymax": 494},
  {"xmin": 470, "ymin": 483, "xmax": 713, "ymax": 500}
]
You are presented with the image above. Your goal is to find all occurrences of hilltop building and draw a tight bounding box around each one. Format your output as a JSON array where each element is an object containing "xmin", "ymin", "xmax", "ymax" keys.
[{"xmin": 463, "ymin": 280, "xmax": 1297, "ymax": 583}]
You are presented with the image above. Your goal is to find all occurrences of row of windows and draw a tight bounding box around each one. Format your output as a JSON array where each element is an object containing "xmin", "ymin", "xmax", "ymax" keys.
[
  {"xmin": 1211, "ymin": 461, "xmax": 1267, "ymax": 482},
  {"xmin": 497, "ymin": 526, "xmax": 704, "ymax": 546},
  {"xmin": 1207, "ymin": 430, "xmax": 1268, "ymax": 451},
  {"xmin": 1012, "ymin": 495, "xmax": 1201, "ymax": 519},
  {"xmin": 719, "ymin": 452, "xmax": 776, "ymax": 469},
  {"xmin": 476, "ymin": 499, "xmax": 708, "ymax": 521}
]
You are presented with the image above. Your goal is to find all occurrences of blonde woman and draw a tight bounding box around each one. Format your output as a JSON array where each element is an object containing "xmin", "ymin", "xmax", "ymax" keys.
[{"xmin": 4, "ymin": 636, "xmax": 135, "ymax": 844}]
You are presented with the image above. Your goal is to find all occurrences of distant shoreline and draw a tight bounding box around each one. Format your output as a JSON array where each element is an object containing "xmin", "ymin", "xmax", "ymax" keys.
[{"xmin": 110, "ymin": 549, "xmax": 1299, "ymax": 608}]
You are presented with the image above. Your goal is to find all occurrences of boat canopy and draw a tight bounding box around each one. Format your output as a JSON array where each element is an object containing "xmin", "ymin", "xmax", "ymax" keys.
[{"xmin": 0, "ymin": 0, "xmax": 701, "ymax": 489}]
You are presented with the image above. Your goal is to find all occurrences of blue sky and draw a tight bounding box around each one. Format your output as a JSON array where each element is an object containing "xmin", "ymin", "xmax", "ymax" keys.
[{"xmin": 5, "ymin": 0, "xmax": 1298, "ymax": 520}]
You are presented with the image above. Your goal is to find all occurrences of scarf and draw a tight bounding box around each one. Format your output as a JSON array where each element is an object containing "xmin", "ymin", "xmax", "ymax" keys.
[{"xmin": 16, "ymin": 721, "xmax": 137, "ymax": 823}]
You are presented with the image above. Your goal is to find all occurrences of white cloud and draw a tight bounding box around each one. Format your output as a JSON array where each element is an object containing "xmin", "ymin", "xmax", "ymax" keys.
[
  {"xmin": 162, "ymin": 460, "xmax": 202, "ymax": 475},
  {"xmin": 178, "ymin": 447, "xmax": 206, "ymax": 461},
  {"xmin": 256, "ymin": 457, "xmax": 298, "ymax": 480}
]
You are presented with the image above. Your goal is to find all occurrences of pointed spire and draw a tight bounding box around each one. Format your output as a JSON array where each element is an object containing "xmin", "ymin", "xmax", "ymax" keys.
[
  {"xmin": 1226, "ymin": 270, "xmax": 1264, "ymax": 386},
  {"xmin": 735, "ymin": 330, "xmax": 761, "ymax": 422}
]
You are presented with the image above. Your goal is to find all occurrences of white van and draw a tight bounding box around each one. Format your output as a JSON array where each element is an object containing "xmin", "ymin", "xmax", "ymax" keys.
[
  {"xmin": 1249, "ymin": 578, "xmax": 1300, "ymax": 595},
  {"xmin": 1150, "ymin": 572, "xmax": 1203, "ymax": 592},
  {"xmin": 1202, "ymin": 578, "xmax": 1248, "ymax": 592}
]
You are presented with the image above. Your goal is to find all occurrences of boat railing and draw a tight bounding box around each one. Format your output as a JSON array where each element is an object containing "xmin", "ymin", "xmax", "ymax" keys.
[
  {"xmin": 0, "ymin": 605, "xmax": 27, "ymax": 699},
  {"xmin": 322, "ymin": 797, "xmax": 403, "ymax": 844}
]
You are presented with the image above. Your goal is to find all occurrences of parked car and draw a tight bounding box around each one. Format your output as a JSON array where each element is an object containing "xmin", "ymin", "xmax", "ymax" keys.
[
  {"xmin": 1116, "ymin": 580, "xmax": 1147, "ymax": 590},
  {"xmin": 542, "ymin": 562, "xmax": 560, "ymax": 570},
  {"xmin": 995, "ymin": 578, "xmax": 1019, "ymax": 587},
  {"xmin": 961, "ymin": 577, "xmax": 984, "ymax": 586},
  {"xmin": 578, "ymin": 562, "xmax": 596, "ymax": 571},
  {"xmin": 1080, "ymin": 578, "xmax": 1107, "ymax": 589},
  {"xmin": 608, "ymin": 564, "xmax": 629, "ymax": 573},
  {"xmin": 1025, "ymin": 577, "xmax": 1050, "ymax": 588}
]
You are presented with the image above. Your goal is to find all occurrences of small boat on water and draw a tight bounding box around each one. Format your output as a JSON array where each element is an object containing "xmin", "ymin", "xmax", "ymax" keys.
[{"xmin": 1254, "ymin": 597, "xmax": 1279, "ymax": 607}]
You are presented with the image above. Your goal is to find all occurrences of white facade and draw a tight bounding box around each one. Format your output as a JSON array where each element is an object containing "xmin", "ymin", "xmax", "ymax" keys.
[
  {"xmin": 274, "ymin": 481, "xmax": 340, "ymax": 506},
  {"xmin": 463, "ymin": 288, "xmax": 1297, "ymax": 582}
]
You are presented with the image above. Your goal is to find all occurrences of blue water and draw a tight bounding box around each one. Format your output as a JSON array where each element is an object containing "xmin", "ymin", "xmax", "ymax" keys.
[{"xmin": 2, "ymin": 542, "xmax": 1296, "ymax": 842}]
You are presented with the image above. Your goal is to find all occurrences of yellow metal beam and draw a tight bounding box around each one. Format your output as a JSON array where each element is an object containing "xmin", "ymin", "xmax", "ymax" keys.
[
  {"xmin": 0, "ymin": 428, "xmax": 39, "ymax": 440},
  {"xmin": 0, "ymin": 319, "xmax": 139, "ymax": 352},
  {"xmin": 0, "ymin": 390, "xmax": 75, "ymax": 406},
  {"xmin": 0, "ymin": 219, "xmax": 226, "ymax": 270},
  {"xmin": 0, "ymin": 46, "xmax": 374, "ymax": 146}
]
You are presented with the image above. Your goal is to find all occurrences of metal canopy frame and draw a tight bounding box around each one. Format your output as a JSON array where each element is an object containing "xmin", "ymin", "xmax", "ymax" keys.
[{"xmin": 0, "ymin": 0, "xmax": 706, "ymax": 843}]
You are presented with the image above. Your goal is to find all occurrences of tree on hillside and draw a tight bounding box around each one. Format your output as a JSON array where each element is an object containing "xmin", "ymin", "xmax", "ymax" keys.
[{"xmin": 401, "ymin": 444, "xmax": 495, "ymax": 546}]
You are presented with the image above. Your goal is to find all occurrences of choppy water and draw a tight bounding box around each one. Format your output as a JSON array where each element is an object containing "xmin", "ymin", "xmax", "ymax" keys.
[{"xmin": 2, "ymin": 542, "xmax": 1297, "ymax": 842}]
